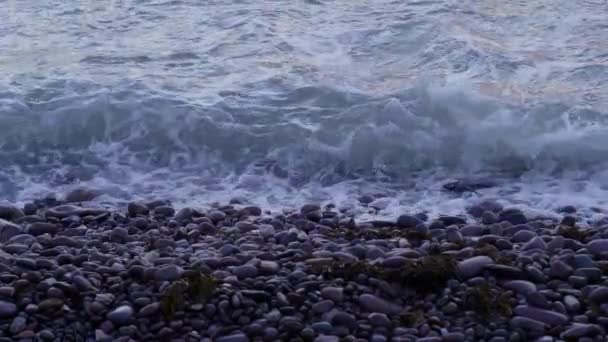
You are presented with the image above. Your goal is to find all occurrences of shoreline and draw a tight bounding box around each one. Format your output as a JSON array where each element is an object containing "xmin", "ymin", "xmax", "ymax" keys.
[{"xmin": 0, "ymin": 197, "xmax": 607, "ymax": 341}]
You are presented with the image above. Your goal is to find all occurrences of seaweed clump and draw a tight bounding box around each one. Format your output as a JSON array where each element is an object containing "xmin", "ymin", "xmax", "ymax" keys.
[
  {"xmin": 464, "ymin": 283, "xmax": 512, "ymax": 319},
  {"xmin": 310, "ymin": 254, "xmax": 456, "ymax": 293},
  {"xmin": 557, "ymin": 225, "xmax": 589, "ymax": 242},
  {"xmin": 160, "ymin": 273, "xmax": 217, "ymax": 319}
]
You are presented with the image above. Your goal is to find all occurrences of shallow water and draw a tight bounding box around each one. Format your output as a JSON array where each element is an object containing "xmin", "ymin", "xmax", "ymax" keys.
[{"xmin": 1, "ymin": 0, "xmax": 608, "ymax": 218}]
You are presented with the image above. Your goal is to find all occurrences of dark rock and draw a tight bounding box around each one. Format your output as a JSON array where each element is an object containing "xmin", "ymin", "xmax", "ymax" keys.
[
  {"xmin": 27, "ymin": 222, "xmax": 59, "ymax": 236},
  {"xmin": 499, "ymin": 209, "xmax": 527, "ymax": 225},
  {"xmin": 127, "ymin": 202, "xmax": 149, "ymax": 216},
  {"xmin": 0, "ymin": 204, "xmax": 24, "ymax": 221},
  {"xmin": 0, "ymin": 301, "xmax": 17, "ymax": 318},
  {"xmin": 396, "ymin": 215, "xmax": 423, "ymax": 228},
  {"xmin": 438, "ymin": 216, "xmax": 466, "ymax": 226},
  {"xmin": 0, "ymin": 219, "xmax": 22, "ymax": 242},
  {"xmin": 561, "ymin": 216, "xmax": 576, "ymax": 227},
  {"xmin": 154, "ymin": 206, "xmax": 175, "ymax": 217}
]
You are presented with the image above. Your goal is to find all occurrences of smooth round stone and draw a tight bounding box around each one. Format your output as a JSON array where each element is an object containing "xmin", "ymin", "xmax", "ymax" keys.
[
  {"xmin": 396, "ymin": 215, "xmax": 423, "ymax": 228},
  {"xmin": 216, "ymin": 333, "xmax": 249, "ymax": 342},
  {"xmin": 446, "ymin": 227, "xmax": 463, "ymax": 244},
  {"xmin": 0, "ymin": 300, "xmax": 18, "ymax": 318},
  {"xmin": 513, "ymin": 306, "xmax": 568, "ymax": 325},
  {"xmin": 9, "ymin": 316, "xmax": 27, "ymax": 334},
  {"xmin": 263, "ymin": 327, "xmax": 279, "ymax": 340},
  {"xmin": 560, "ymin": 324, "xmax": 602, "ymax": 339},
  {"xmin": 568, "ymin": 276, "xmax": 588, "ymax": 288},
  {"xmin": 588, "ymin": 287, "xmax": 608, "ymax": 303},
  {"xmin": 107, "ymin": 305, "xmax": 134, "ymax": 325},
  {"xmin": 562, "ymin": 295, "xmax": 581, "ymax": 314},
  {"xmin": 368, "ymin": 313, "xmax": 391, "ymax": 327},
  {"xmin": 456, "ymin": 256, "xmax": 495, "ymax": 279},
  {"xmin": 548, "ymin": 260, "xmax": 573, "ymax": 279},
  {"xmin": 279, "ymin": 316, "xmax": 303, "ymax": 332},
  {"xmin": 321, "ymin": 287, "xmax": 344, "ymax": 303},
  {"xmin": 312, "ymin": 321, "xmax": 333, "ymax": 334},
  {"xmin": 314, "ymin": 336, "xmax": 340, "ymax": 342},
  {"xmin": 138, "ymin": 302, "xmax": 159, "ymax": 317},
  {"xmin": 574, "ymin": 268, "xmax": 602, "ymax": 282},
  {"xmin": 511, "ymin": 230, "xmax": 536, "ymax": 243},
  {"xmin": 522, "ymin": 236, "xmax": 547, "ymax": 251},
  {"xmin": 509, "ymin": 317, "xmax": 545, "ymax": 336},
  {"xmin": 574, "ymin": 255, "xmax": 596, "ymax": 269},
  {"xmin": 232, "ymin": 265, "xmax": 258, "ymax": 279},
  {"xmin": 154, "ymin": 265, "xmax": 183, "ymax": 281},
  {"xmin": 331, "ymin": 311, "xmax": 356, "ymax": 329},
  {"xmin": 358, "ymin": 294, "xmax": 402, "ymax": 315},
  {"xmin": 587, "ymin": 239, "xmax": 608, "ymax": 255},
  {"xmin": 312, "ymin": 300, "xmax": 334, "ymax": 314},
  {"xmin": 460, "ymin": 224, "xmax": 484, "ymax": 236}
]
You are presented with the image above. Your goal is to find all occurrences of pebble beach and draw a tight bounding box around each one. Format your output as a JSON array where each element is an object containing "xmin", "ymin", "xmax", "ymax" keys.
[{"xmin": 0, "ymin": 190, "xmax": 607, "ymax": 342}]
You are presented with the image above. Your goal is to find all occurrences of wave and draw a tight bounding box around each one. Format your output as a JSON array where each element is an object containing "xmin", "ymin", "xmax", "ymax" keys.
[{"xmin": 1, "ymin": 78, "xmax": 608, "ymax": 207}]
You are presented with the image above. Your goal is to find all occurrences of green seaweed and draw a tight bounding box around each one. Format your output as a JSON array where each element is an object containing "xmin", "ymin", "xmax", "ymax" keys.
[
  {"xmin": 464, "ymin": 284, "xmax": 512, "ymax": 319},
  {"xmin": 160, "ymin": 273, "xmax": 217, "ymax": 319}
]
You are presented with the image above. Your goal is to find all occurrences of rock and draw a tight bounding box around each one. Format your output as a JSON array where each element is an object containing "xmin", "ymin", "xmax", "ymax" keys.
[
  {"xmin": 548, "ymin": 260, "xmax": 573, "ymax": 279},
  {"xmin": 9, "ymin": 316, "xmax": 26, "ymax": 334},
  {"xmin": 0, "ymin": 301, "xmax": 17, "ymax": 318},
  {"xmin": 438, "ymin": 216, "xmax": 466, "ymax": 226},
  {"xmin": 522, "ymin": 236, "xmax": 547, "ymax": 251},
  {"xmin": 207, "ymin": 210, "xmax": 226, "ymax": 223},
  {"xmin": 564, "ymin": 295, "xmax": 581, "ymax": 313},
  {"xmin": 468, "ymin": 200, "xmax": 503, "ymax": 218},
  {"xmin": 139, "ymin": 302, "xmax": 160, "ymax": 316},
  {"xmin": 127, "ymin": 202, "xmax": 149, "ymax": 216},
  {"xmin": 72, "ymin": 275, "xmax": 95, "ymax": 291},
  {"xmin": 358, "ymin": 294, "xmax": 402, "ymax": 315},
  {"xmin": 38, "ymin": 330, "xmax": 55, "ymax": 340},
  {"xmin": 65, "ymin": 187, "xmax": 98, "ymax": 202},
  {"xmin": 587, "ymin": 239, "xmax": 608, "ymax": 255},
  {"xmin": 321, "ymin": 287, "xmax": 344, "ymax": 302},
  {"xmin": 107, "ymin": 305, "xmax": 134, "ymax": 325},
  {"xmin": 331, "ymin": 311, "xmax": 357, "ymax": 329},
  {"xmin": 259, "ymin": 260, "xmax": 279, "ymax": 275},
  {"xmin": 396, "ymin": 215, "xmax": 423, "ymax": 228},
  {"xmin": 460, "ymin": 224, "xmax": 484, "ymax": 236},
  {"xmin": 481, "ymin": 211, "xmax": 499, "ymax": 225},
  {"xmin": 509, "ymin": 317, "xmax": 546, "ymax": 336},
  {"xmin": 154, "ymin": 206, "xmax": 175, "ymax": 217},
  {"xmin": 560, "ymin": 324, "xmax": 602, "ymax": 339},
  {"xmin": 0, "ymin": 219, "xmax": 22, "ymax": 242},
  {"xmin": 314, "ymin": 336, "xmax": 339, "ymax": 342},
  {"xmin": 241, "ymin": 206, "xmax": 262, "ymax": 216},
  {"xmin": 513, "ymin": 305, "xmax": 568, "ymax": 325},
  {"xmin": 0, "ymin": 204, "xmax": 24, "ymax": 221},
  {"xmin": 456, "ymin": 256, "xmax": 494, "ymax": 279},
  {"xmin": 574, "ymin": 255, "xmax": 596, "ymax": 269},
  {"xmin": 154, "ymin": 265, "xmax": 183, "ymax": 282},
  {"xmin": 561, "ymin": 216, "xmax": 576, "ymax": 227},
  {"xmin": 174, "ymin": 208, "xmax": 194, "ymax": 222},
  {"xmin": 511, "ymin": 230, "xmax": 536, "ymax": 243},
  {"xmin": 499, "ymin": 208, "xmax": 527, "ymax": 225},
  {"xmin": 216, "ymin": 332, "xmax": 250, "ymax": 342},
  {"xmin": 312, "ymin": 300, "xmax": 334, "ymax": 314},
  {"xmin": 504, "ymin": 280, "xmax": 536, "ymax": 295},
  {"xmin": 588, "ymin": 287, "xmax": 608, "ymax": 303},
  {"xmin": 369, "ymin": 313, "xmax": 391, "ymax": 326},
  {"xmin": 27, "ymin": 222, "xmax": 59, "ymax": 236},
  {"xmin": 38, "ymin": 298, "xmax": 63, "ymax": 312},
  {"xmin": 233, "ymin": 265, "xmax": 258, "ymax": 279},
  {"xmin": 446, "ymin": 227, "xmax": 464, "ymax": 244},
  {"xmin": 301, "ymin": 204, "xmax": 321, "ymax": 214}
]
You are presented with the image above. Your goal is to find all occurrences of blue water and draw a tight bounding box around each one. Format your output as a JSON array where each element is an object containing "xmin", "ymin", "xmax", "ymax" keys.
[{"xmin": 2, "ymin": 0, "xmax": 608, "ymax": 219}]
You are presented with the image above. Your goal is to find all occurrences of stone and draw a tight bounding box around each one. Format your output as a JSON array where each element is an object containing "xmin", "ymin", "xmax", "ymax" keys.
[
  {"xmin": 139, "ymin": 302, "xmax": 159, "ymax": 316},
  {"xmin": 0, "ymin": 219, "xmax": 22, "ymax": 242},
  {"xmin": 564, "ymin": 295, "xmax": 581, "ymax": 313},
  {"xmin": 522, "ymin": 236, "xmax": 547, "ymax": 251},
  {"xmin": 499, "ymin": 209, "xmax": 527, "ymax": 225},
  {"xmin": 513, "ymin": 305, "xmax": 568, "ymax": 325},
  {"xmin": 154, "ymin": 265, "xmax": 183, "ymax": 281},
  {"xmin": 312, "ymin": 300, "xmax": 334, "ymax": 314},
  {"xmin": 0, "ymin": 204, "xmax": 24, "ymax": 221},
  {"xmin": 27, "ymin": 222, "xmax": 59, "ymax": 236},
  {"xmin": 511, "ymin": 230, "xmax": 536, "ymax": 243},
  {"xmin": 460, "ymin": 224, "xmax": 484, "ymax": 236},
  {"xmin": 456, "ymin": 256, "xmax": 494, "ymax": 279},
  {"xmin": 369, "ymin": 313, "xmax": 391, "ymax": 327},
  {"xmin": 258, "ymin": 260, "xmax": 279, "ymax": 275},
  {"xmin": 468, "ymin": 200, "xmax": 503, "ymax": 217},
  {"xmin": 574, "ymin": 255, "xmax": 596, "ymax": 269},
  {"xmin": 174, "ymin": 208, "xmax": 194, "ymax": 222},
  {"xmin": 438, "ymin": 216, "xmax": 466, "ymax": 226},
  {"xmin": 72, "ymin": 275, "xmax": 95, "ymax": 291},
  {"xmin": 358, "ymin": 294, "xmax": 402, "ymax": 315},
  {"xmin": 331, "ymin": 311, "xmax": 357, "ymax": 329},
  {"xmin": 547, "ymin": 260, "xmax": 573, "ymax": 280},
  {"xmin": 588, "ymin": 287, "xmax": 608, "ymax": 303},
  {"xmin": 9, "ymin": 316, "xmax": 26, "ymax": 334},
  {"xmin": 38, "ymin": 298, "xmax": 63, "ymax": 312},
  {"xmin": 216, "ymin": 332, "xmax": 250, "ymax": 342},
  {"xmin": 509, "ymin": 317, "xmax": 545, "ymax": 336},
  {"xmin": 396, "ymin": 215, "xmax": 423, "ymax": 228},
  {"xmin": 587, "ymin": 239, "xmax": 608, "ymax": 255},
  {"xmin": 233, "ymin": 265, "xmax": 258, "ymax": 279},
  {"xmin": 481, "ymin": 211, "xmax": 499, "ymax": 225},
  {"xmin": 321, "ymin": 287, "xmax": 344, "ymax": 302},
  {"xmin": 107, "ymin": 305, "xmax": 134, "ymax": 325},
  {"xmin": 128, "ymin": 202, "xmax": 149, "ymax": 216},
  {"xmin": 154, "ymin": 206, "xmax": 175, "ymax": 217},
  {"xmin": 560, "ymin": 324, "xmax": 602, "ymax": 339}
]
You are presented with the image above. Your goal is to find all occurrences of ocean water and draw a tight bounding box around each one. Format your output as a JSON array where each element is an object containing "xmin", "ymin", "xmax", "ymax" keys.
[{"xmin": 1, "ymin": 0, "xmax": 608, "ymax": 219}]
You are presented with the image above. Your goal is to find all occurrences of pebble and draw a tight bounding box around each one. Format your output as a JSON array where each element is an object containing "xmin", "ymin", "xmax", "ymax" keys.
[
  {"xmin": 513, "ymin": 305, "xmax": 568, "ymax": 325},
  {"xmin": 107, "ymin": 305, "xmax": 134, "ymax": 325},
  {"xmin": 358, "ymin": 294, "xmax": 402, "ymax": 315},
  {"xmin": 456, "ymin": 256, "xmax": 495, "ymax": 279},
  {"xmin": 9, "ymin": 316, "xmax": 27, "ymax": 334}
]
